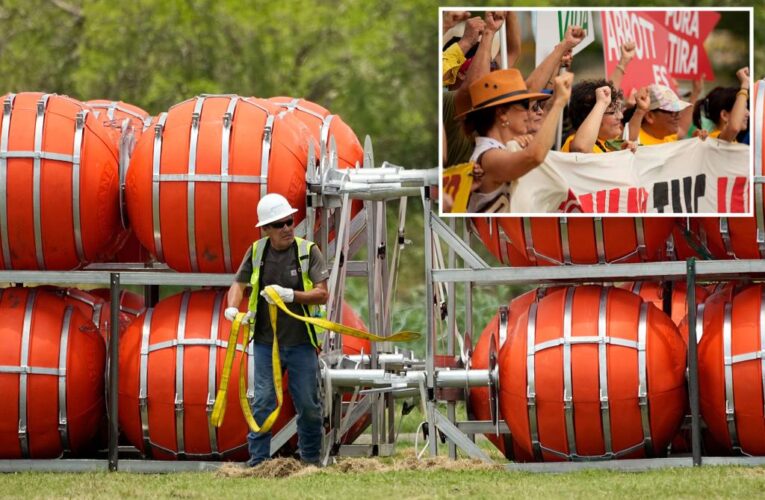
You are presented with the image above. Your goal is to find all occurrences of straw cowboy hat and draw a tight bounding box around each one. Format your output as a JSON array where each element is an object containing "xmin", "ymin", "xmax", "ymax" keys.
[{"xmin": 456, "ymin": 69, "xmax": 551, "ymax": 119}]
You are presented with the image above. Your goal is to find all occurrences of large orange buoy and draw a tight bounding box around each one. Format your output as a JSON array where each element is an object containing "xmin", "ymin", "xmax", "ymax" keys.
[
  {"xmin": 620, "ymin": 281, "xmax": 709, "ymax": 327},
  {"xmin": 90, "ymin": 288, "xmax": 146, "ymax": 319},
  {"xmin": 268, "ymin": 97, "xmax": 363, "ymax": 168},
  {"xmin": 0, "ymin": 288, "xmax": 105, "ymax": 458},
  {"xmin": 118, "ymin": 289, "xmax": 295, "ymax": 459},
  {"xmin": 499, "ymin": 286, "xmax": 686, "ymax": 461},
  {"xmin": 470, "ymin": 289, "xmax": 540, "ymax": 461},
  {"xmin": 125, "ymin": 95, "xmax": 314, "ymax": 272},
  {"xmin": 0, "ymin": 92, "xmax": 122, "ymax": 269},
  {"xmin": 471, "ymin": 217, "xmax": 674, "ymax": 266},
  {"xmin": 86, "ymin": 99, "xmax": 152, "ymax": 151},
  {"xmin": 36, "ymin": 286, "xmax": 133, "ymax": 342},
  {"xmin": 698, "ymin": 284, "xmax": 765, "ymax": 455}
]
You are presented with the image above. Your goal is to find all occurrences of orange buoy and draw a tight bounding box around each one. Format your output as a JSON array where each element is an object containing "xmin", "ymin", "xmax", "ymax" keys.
[
  {"xmin": 499, "ymin": 286, "xmax": 686, "ymax": 461},
  {"xmin": 125, "ymin": 95, "xmax": 314, "ymax": 272},
  {"xmin": 0, "ymin": 92, "xmax": 121, "ymax": 269},
  {"xmin": 0, "ymin": 288, "xmax": 105, "ymax": 458},
  {"xmin": 619, "ymin": 281, "xmax": 709, "ymax": 327},
  {"xmin": 118, "ymin": 289, "xmax": 296, "ymax": 459},
  {"xmin": 35, "ymin": 287, "xmax": 134, "ymax": 342},
  {"xmin": 472, "ymin": 217, "xmax": 674, "ymax": 266},
  {"xmin": 268, "ymin": 97, "xmax": 363, "ymax": 168},
  {"xmin": 90, "ymin": 288, "xmax": 146, "ymax": 318},
  {"xmin": 86, "ymin": 99, "xmax": 151, "ymax": 151},
  {"xmin": 471, "ymin": 289, "xmax": 539, "ymax": 461},
  {"xmin": 698, "ymin": 284, "xmax": 765, "ymax": 455}
]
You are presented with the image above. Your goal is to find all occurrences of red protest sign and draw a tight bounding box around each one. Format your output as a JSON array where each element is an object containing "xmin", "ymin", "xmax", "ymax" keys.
[
  {"xmin": 601, "ymin": 11, "xmax": 673, "ymax": 96},
  {"xmin": 645, "ymin": 11, "xmax": 720, "ymax": 81}
]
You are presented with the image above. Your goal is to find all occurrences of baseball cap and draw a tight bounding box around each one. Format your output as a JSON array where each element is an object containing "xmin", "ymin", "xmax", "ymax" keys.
[{"xmin": 648, "ymin": 84, "xmax": 691, "ymax": 112}]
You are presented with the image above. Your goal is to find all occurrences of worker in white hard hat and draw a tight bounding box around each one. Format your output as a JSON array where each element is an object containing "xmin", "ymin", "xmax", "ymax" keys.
[{"xmin": 225, "ymin": 193, "xmax": 329, "ymax": 467}]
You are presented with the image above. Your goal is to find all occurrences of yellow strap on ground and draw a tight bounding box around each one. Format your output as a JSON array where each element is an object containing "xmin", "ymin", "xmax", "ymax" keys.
[
  {"xmin": 211, "ymin": 287, "xmax": 421, "ymax": 430},
  {"xmin": 262, "ymin": 286, "xmax": 421, "ymax": 343},
  {"xmin": 237, "ymin": 303, "xmax": 283, "ymax": 434}
]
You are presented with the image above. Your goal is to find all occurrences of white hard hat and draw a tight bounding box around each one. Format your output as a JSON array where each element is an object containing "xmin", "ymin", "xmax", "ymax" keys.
[{"xmin": 256, "ymin": 193, "xmax": 298, "ymax": 227}]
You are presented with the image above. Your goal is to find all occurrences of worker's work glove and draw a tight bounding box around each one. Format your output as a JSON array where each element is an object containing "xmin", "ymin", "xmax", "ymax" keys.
[
  {"xmin": 224, "ymin": 306, "xmax": 240, "ymax": 322},
  {"xmin": 261, "ymin": 285, "xmax": 294, "ymax": 304}
]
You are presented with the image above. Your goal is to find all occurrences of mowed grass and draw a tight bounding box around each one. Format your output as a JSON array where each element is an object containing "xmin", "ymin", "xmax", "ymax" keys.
[{"xmin": 1, "ymin": 466, "xmax": 764, "ymax": 499}]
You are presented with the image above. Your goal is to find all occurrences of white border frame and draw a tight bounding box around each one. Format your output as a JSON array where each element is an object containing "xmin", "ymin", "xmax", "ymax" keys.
[{"xmin": 438, "ymin": 6, "xmax": 755, "ymax": 218}]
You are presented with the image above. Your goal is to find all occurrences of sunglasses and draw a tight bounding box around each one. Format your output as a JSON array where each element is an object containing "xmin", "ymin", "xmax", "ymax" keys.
[
  {"xmin": 530, "ymin": 101, "xmax": 544, "ymax": 113},
  {"xmin": 268, "ymin": 218, "xmax": 294, "ymax": 229}
]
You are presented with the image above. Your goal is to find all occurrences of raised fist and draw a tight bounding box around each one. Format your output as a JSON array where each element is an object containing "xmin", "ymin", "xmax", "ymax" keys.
[
  {"xmin": 553, "ymin": 72, "xmax": 574, "ymax": 103},
  {"xmin": 462, "ymin": 17, "xmax": 486, "ymax": 47},
  {"xmin": 620, "ymin": 40, "xmax": 636, "ymax": 63},
  {"xmin": 595, "ymin": 86, "xmax": 612, "ymax": 106},
  {"xmin": 736, "ymin": 67, "xmax": 750, "ymax": 91},
  {"xmin": 635, "ymin": 87, "xmax": 650, "ymax": 111},
  {"xmin": 563, "ymin": 25, "xmax": 586, "ymax": 49}
]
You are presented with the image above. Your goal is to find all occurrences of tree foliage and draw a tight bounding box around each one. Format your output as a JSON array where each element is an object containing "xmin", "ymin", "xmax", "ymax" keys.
[{"xmin": 0, "ymin": 0, "xmax": 438, "ymax": 167}]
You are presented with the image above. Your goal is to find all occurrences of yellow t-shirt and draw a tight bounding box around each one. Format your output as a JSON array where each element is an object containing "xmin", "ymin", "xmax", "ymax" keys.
[
  {"xmin": 561, "ymin": 133, "xmax": 611, "ymax": 153},
  {"xmin": 639, "ymin": 128, "xmax": 678, "ymax": 145},
  {"xmin": 709, "ymin": 129, "xmax": 721, "ymax": 139},
  {"xmin": 442, "ymin": 44, "xmax": 466, "ymax": 86}
]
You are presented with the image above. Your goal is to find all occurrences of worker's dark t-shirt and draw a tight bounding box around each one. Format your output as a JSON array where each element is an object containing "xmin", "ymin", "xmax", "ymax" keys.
[{"xmin": 234, "ymin": 241, "xmax": 328, "ymax": 346}]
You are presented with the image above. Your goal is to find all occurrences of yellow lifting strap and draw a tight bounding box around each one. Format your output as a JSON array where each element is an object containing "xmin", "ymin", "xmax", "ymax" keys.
[{"xmin": 210, "ymin": 286, "xmax": 421, "ymax": 433}]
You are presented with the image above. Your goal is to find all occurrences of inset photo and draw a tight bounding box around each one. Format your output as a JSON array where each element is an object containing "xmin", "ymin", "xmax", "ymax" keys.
[{"xmin": 440, "ymin": 8, "xmax": 753, "ymax": 215}]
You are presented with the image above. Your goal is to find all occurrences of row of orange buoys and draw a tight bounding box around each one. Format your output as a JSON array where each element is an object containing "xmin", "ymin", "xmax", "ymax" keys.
[
  {"xmin": 0, "ymin": 93, "xmax": 363, "ymax": 271},
  {"xmin": 0, "ymin": 284, "xmax": 370, "ymax": 459},
  {"xmin": 471, "ymin": 283, "xmax": 765, "ymax": 461}
]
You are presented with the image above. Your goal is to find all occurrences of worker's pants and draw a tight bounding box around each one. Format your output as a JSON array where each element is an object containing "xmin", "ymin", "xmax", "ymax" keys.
[{"xmin": 247, "ymin": 341, "xmax": 322, "ymax": 466}]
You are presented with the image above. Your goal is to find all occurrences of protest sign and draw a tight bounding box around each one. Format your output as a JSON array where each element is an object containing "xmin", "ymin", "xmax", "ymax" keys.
[
  {"xmin": 645, "ymin": 11, "xmax": 720, "ymax": 80},
  {"xmin": 535, "ymin": 11, "xmax": 595, "ymax": 66},
  {"xmin": 601, "ymin": 11, "xmax": 673, "ymax": 95}
]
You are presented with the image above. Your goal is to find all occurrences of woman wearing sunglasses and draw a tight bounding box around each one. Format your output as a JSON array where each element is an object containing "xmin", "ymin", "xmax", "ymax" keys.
[
  {"xmin": 224, "ymin": 193, "xmax": 329, "ymax": 468},
  {"xmin": 458, "ymin": 68, "xmax": 572, "ymax": 213},
  {"xmin": 562, "ymin": 79, "xmax": 640, "ymax": 154}
]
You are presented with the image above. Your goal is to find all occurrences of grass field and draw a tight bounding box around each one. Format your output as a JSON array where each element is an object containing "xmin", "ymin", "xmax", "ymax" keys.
[{"xmin": 1, "ymin": 464, "xmax": 764, "ymax": 499}]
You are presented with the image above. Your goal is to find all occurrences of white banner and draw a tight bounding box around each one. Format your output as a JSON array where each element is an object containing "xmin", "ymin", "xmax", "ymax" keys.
[
  {"xmin": 535, "ymin": 11, "xmax": 595, "ymax": 67},
  {"xmin": 510, "ymin": 139, "xmax": 750, "ymax": 214}
]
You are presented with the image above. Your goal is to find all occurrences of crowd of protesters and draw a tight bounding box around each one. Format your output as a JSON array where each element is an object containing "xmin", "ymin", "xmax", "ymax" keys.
[{"xmin": 442, "ymin": 11, "xmax": 751, "ymax": 213}]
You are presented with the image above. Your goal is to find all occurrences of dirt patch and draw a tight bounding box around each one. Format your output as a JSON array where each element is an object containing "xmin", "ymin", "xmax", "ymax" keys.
[
  {"xmin": 216, "ymin": 455, "xmax": 502, "ymax": 479},
  {"xmin": 332, "ymin": 458, "xmax": 388, "ymax": 473},
  {"xmin": 217, "ymin": 458, "xmax": 311, "ymax": 479},
  {"xmin": 393, "ymin": 456, "xmax": 503, "ymax": 472}
]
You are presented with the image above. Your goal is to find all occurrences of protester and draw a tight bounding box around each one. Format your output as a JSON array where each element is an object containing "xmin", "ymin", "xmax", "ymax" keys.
[
  {"xmin": 638, "ymin": 85, "xmax": 692, "ymax": 145},
  {"xmin": 459, "ymin": 69, "xmax": 572, "ymax": 212},
  {"xmin": 692, "ymin": 67, "xmax": 750, "ymax": 142},
  {"xmin": 562, "ymin": 80, "xmax": 638, "ymax": 153}
]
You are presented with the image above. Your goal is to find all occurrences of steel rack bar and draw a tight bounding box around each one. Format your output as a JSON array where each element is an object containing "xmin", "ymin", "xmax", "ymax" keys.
[
  {"xmin": 686, "ymin": 259, "xmax": 702, "ymax": 467},
  {"xmin": 432, "ymin": 260, "xmax": 765, "ymax": 285},
  {"xmin": 108, "ymin": 273, "xmax": 120, "ymax": 471}
]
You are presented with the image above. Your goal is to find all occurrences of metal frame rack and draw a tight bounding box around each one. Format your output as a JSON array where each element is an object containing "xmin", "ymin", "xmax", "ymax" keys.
[
  {"xmin": 423, "ymin": 198, "xmax": 765, "ymax": 471},
  {"xmin": 2, "ymin": 140, "xmax": 765, "ymax": 473}
]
